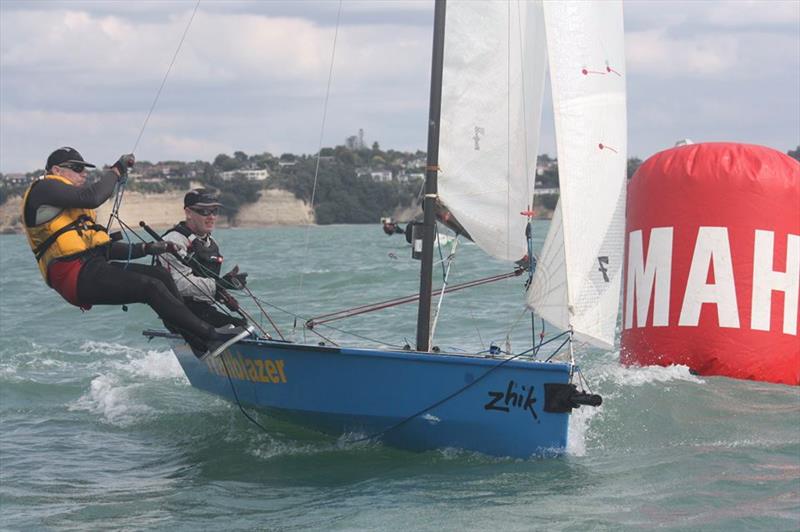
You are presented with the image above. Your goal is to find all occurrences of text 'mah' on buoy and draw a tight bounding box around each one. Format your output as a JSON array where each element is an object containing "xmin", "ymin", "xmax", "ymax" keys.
[{"xmin": 621, "ymin": 142, "xmax": 799, "ymax": 386}]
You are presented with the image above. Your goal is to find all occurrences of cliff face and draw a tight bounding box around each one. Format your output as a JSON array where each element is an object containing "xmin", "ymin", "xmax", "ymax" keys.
[
  {"xmin": 0, "ymin": 196, "xmax": 23, "ymax": 234},
  {"xmin": 235, "ymin": 189, "xmax": 314, "ymax": 226},
  {"xmin": 95, "ymin": 190, "xmax": 187, "ymax": 229},
  {"xmin": 0, "ymin": 188, "xmax": 315, "ymax": 233}
]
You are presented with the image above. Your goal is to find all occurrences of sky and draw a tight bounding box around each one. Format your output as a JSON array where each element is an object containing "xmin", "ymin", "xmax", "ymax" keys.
[{"xmin": 1, "ymin": 0, "xmax": 798, "ymax": 173}]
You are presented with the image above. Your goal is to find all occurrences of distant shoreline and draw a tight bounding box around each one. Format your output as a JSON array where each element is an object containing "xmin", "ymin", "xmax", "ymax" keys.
[
  {"xmin": 0, "ymin": 187, "xmax": 553, "ymax": 235},
  {"xmin": 0, "ymin": 188, "xmax": 316, "ymax": 235}
]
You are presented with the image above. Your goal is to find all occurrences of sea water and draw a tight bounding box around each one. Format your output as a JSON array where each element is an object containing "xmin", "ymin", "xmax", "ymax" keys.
[{"xmin": 1, "ymin": 223, "xmax": 798, "ymax": 531}]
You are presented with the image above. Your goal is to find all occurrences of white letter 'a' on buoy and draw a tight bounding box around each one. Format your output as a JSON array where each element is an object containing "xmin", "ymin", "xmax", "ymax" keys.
[{"xmin": 679, "ymin": 227, "xmax": 740, "ymax": 328}]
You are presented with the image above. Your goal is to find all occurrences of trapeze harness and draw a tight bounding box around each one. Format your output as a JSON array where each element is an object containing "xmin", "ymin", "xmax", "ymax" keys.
[
  {"xmin": 163, "ymin": 222, "xmax": 223, "ymax": 278},
  {"xmin": 22, "ymin": 174, "xmax": 111, "ymax": 307}
]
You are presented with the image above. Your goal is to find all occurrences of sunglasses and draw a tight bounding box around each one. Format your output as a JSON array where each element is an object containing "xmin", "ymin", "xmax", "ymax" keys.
[
  {"xmin": 58, "ymin": 162, "xmax": 88, "ymax": 173},
  {"xmin": 189, "ymin": 207, "xmax": 219, "ymax": 216}
]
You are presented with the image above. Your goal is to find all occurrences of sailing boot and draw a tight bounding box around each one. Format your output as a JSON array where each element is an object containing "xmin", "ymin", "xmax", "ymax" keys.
[{"xmin": 199, "ymin": 325, "xmax": 256, "ymax": 361}]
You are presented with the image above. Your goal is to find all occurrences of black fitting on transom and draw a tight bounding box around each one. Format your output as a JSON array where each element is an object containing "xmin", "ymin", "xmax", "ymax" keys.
[{"xmin": 544, "ymin": 383, "xmax": 602, "ymax": 413}]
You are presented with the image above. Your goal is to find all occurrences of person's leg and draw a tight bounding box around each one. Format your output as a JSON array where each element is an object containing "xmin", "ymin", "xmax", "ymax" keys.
[
  {"xmin": 185, "ymin": 300, "xmax": 247, "ymax": 328},
  {"xmin": 77, "ymin": 258, "xmax": 217, "ymax": 344},
  {"xmin": 123, "ymin": 261, "xmax": 182, "ymax": 299}
]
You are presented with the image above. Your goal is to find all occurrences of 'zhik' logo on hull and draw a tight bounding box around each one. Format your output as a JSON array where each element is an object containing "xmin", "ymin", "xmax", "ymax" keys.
[{"xmin": 484, "ymin": 380, "xmax": 538, "ymax": 420}]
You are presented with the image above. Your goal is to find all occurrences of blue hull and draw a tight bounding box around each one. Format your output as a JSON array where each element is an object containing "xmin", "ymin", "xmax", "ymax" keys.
[{"xmin": 160, "ymin": 332, "xmax": 575, "ymax": 458}]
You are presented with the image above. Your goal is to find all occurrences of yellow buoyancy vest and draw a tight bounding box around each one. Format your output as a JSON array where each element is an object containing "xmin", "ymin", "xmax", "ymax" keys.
[{"xmin": 22, "ymin": 174, "xmax": 111, "ymax": 284}]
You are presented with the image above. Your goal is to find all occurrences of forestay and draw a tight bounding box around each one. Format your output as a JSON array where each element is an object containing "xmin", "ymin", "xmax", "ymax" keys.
[
  {"xmin": 438, "ymin": 0, "xmax": 547, "ymax": 262},
  {"xmin": 527, "ymin": 0, "xmax": 627, "ymax": 349}
]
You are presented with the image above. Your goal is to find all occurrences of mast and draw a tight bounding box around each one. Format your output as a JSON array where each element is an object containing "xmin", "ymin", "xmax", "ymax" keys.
[{"xmin": 416, "ymin": 0, "xmax": 447, "ymax": 352}]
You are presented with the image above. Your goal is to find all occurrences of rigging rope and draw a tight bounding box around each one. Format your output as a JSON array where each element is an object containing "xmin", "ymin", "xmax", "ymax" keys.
[
  {"xmin": 429, "ymin": 234, "xmax": 459, "ymax": 345},
  {"xmin": 239, "ymin": 290, "xmax": 410, "ymax": 348},
  {"xmin": 132, "ymin": 1, "xmax": 201, "ymax": 156},
  {"xmin": 305, "ymin": 268, "xmax": 525, "ymax": 328},
  {"xmin": 294, "ymin": 0, "xmax": 343, "ymax": 338},
  {"xmin": 500, "ymin": 306, "xmax": 531, "ymax": 355},
  {"xmin": 107, "ymin": 0, "xmax": 201, "ymax": 232},
  {"xmin": 220, "ymin": 356, "xmax": 272, "ymax": 433}
]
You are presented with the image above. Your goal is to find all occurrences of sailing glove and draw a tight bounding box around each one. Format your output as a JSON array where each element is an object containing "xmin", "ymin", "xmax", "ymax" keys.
[
  {"xmin": 112, "ymin": 153, "xmax": 135, "ymax": 183},
  {"xmin": 222, "ymin": 265, "xmax": 248, "ymax": 290}
]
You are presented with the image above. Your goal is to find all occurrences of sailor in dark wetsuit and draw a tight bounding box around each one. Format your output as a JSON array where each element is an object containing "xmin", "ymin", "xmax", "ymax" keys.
[
  {"xmin": 22, "ymin": 147, "xmax": 250, "ymax": 358},
  {"xmin": 158, "ymin": 188, "xmax": 247, "ymax": 329}
]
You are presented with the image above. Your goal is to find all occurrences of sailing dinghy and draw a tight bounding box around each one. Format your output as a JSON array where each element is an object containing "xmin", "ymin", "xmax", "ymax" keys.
[{"xmin": 146, "ymin": 0, "xmax": 625, "ymax": 458}]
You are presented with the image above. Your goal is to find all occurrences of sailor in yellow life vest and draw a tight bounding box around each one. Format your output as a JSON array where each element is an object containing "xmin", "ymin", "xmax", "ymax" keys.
[{"xmin": 22, "ymin": 147, "xmax": 252, "ymax": 359}]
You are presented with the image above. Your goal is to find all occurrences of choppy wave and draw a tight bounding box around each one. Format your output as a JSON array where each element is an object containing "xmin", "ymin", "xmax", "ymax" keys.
[
  {"xmin": 111, "ymin": 348, "xmax": 187, "ymax": 381},
  {"xmin": 63, "ymin": 341, "xmax": 189, "ymax": 426},
  {"xmin": 596, "ymin": 359, "xmax": 706, "ymax": 388},
  {"xmin": 566, "ymin": 401, "xmax": 600, "ymax": 457},
  {"xmin": 70, "ymin": 373, "xmax": 154, "ymax": 426}
]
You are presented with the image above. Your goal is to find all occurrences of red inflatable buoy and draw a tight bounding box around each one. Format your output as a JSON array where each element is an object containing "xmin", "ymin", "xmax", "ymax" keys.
[{"xmin": 621, "ymin": 143, "xmax": 799, "ymax": 385}]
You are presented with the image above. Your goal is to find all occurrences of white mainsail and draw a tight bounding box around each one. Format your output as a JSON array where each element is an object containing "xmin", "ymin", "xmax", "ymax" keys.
[
  {"xmin": 438, "ymin": 0, "xmax": 547, "ymax": 262},
  {"xmin": 527, "ymin": 0, "xmax": 627, "ymax": 349}
]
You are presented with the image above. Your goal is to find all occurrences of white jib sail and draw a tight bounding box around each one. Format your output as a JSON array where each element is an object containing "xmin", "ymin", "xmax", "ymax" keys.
[
  {"xmin": 528, "ymin": 199, "xmax": 569, "ymax": 330},
  {"xmin": 527, "ymin": 0, "xmax": 627, "ymax": 349},
  {"xmin": 439, "ymin": 0, "xmax": 547, "ymax": 262}
]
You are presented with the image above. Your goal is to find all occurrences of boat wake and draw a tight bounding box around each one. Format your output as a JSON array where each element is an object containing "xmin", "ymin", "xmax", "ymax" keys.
[
  {"xmin": 76, "ymin": 340, "xmax": 186, "ymax": 380},
  {"xmin": 110, "ymin": 347, "xmax": 187, "ymax": 381},
  {"xmin": 566, "ymin": 403, "xmax": 598, "ymax": 457},
  {"xmin": 69, "ymin": 342, "xmax": 188, "ymax": 426},
  {"xmin": 587, "ymin": 350, "xmax": 705, "ymax": 388},
  {"xmin": 565, "ymin": 351, "xmax": 708, "ymax": 457},
  {"xmin": 70, "ymin": 372, "xmax": 154, "ymax": 426},
  {"xmin": 247, "ymin": 435, "xmax": 349, "ymax": 460}
]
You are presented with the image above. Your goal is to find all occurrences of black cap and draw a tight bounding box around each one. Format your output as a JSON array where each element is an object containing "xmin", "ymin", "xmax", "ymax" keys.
[
  {"xmin": 46, "ymin": 147, "xmax": 96, "ymax": 172},
  {"xmin": 184, "ymin": 188, "xmax": 223, "ymax": 208}
]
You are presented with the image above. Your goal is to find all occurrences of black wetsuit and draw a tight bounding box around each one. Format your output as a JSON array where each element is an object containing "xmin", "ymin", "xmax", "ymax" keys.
[
  {"xmin": 162, "ymin": 222, "xmax": 247, "ymax": 329},
  {"xmin": 24, "ymin": 172, "xmax": 218, "ymax": 346}
]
